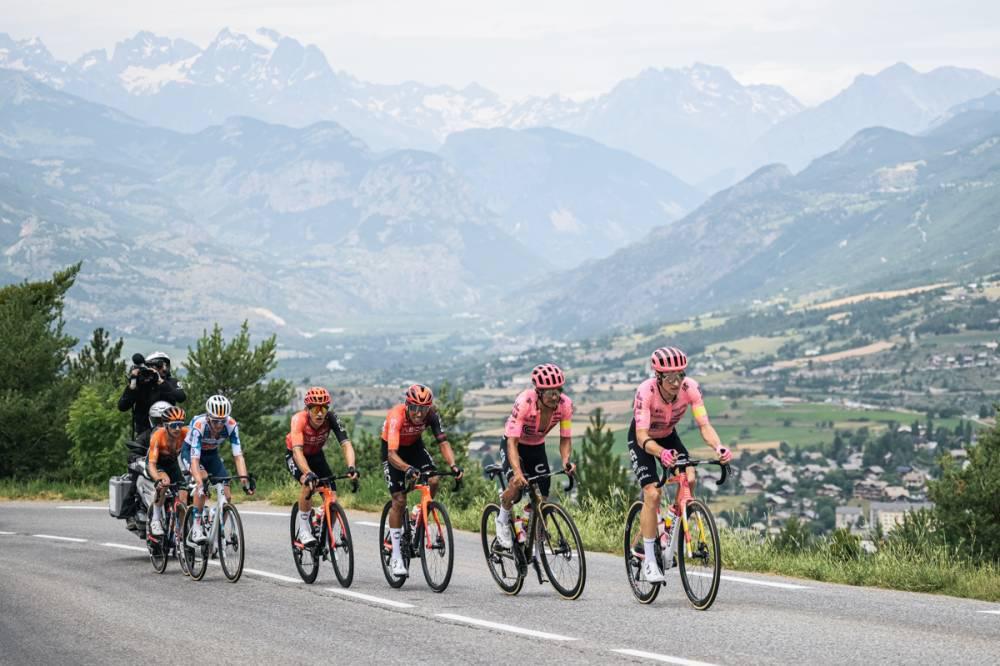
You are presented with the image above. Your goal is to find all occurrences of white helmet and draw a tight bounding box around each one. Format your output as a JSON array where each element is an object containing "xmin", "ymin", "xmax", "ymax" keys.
[
  {"xmin": 148, "ymin": 400, "xmax": 173, "ymax": 427},
  {"xmin": 146, "ymin": 351, "xmax": 171, "ymax": 368},
  {"xmin": 205, "ymin": 394, "xmax": 232, "ymax": 419}
]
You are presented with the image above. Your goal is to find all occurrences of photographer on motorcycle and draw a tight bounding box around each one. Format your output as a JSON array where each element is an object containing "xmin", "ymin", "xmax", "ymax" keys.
[{"xmin": 118, "ymin": 351, "xmax": 186, "ymax": 438}]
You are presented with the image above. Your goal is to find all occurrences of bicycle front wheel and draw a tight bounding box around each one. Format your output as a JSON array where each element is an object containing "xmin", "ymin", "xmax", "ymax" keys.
[
  {"xmin": 378, "ymin": 501, "xmax": 408, "ymax": 588},
  {"xmin": 174, "ymin": 504, "xmax": 190, "ymax": 576},
  {"xmin": 183, "ymin": 508, "xmax": 208, "ymax": 581},
  {"xmin": 479, "ymin": 503, "xmax": 525, "ymax": 595},
  {"xmin": 148, "ymin": 515, "xmax": 168, "ymax": 574},
  {"xmin": 328, "ymin": 502, "xmax": 354, "ymax": 588},
  {"xmin": 624, "ymin": 500, "xmax": 660, "ymax": 603},
  {"xmin": 219, "ymin": 504, "xmax": 245, "ymax": 583},
  {"xmin": 538, "ymin": 502, "xmax": 586, "ymax": 600},
  {"xmin": 420, "ymin": 501, "xmax": 454, "ymax": 592},
  {"xmin": 290, "ymin": 504, "xmax": 320, "ymax": 584},
  {"xmin": 678, "ymin": 499, "xmax": 721, "ymax": 610}
]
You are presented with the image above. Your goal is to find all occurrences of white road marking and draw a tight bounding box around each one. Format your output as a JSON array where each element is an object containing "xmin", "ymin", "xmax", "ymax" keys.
[
  {"xmin": 611, "ymin": 648, "xmax": 719, "ymax": 665},
  {"xmin": 57, "ymin": 505, "xmax": 106, "ymax": 510},
  {"xmin": 435, "ymin": 613, "xmax": 577, "ymax": 641},
  {"xmin": 688, "ymin": 571, "xmax": 809, "ymax": 590},
  {"xmin": 326, "ymin": 588, "xmax": 415, "ymax": 608},
  {"xmin": 239, "ymin": 511, "xmax": 287, "ymax": 517},
  {"xmin": 244, "ymin": 568, "xmax": 302, "ymax": 583},
  {"xmin": 355, "ymin": 521, "xmax": 380, "ymax": 527},
  {"xmin": 32, "ymin": 534, "xmax": 87, "ymax": 543},
  {"xmin": 977, "ymin": 610, "xmax": 1000, "ymax": 615},
  {"xmin": 102, "ymin": 542, "xmax": 147, "ymax": 552},
  {"xmin": 0, "ymin": 530, "xmax": 16, "ymax": 535}
]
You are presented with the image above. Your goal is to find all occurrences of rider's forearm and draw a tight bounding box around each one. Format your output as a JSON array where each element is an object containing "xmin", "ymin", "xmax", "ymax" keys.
[
  {"xmin": 291, "ymin": 446, "xmax": 310, "ymax": 475},
  {"xmin": 234, "ymin": 455, "xmax": 248, "ymax": 480},
  {"xmin": 506, "ymin": 437, "xmax": 522, "ymax": 474},
  {"xmin": 559, "ymin": 436, "xmax": 572, "ymax": 466},
  {"xmin": 388, "ymin": 450, "xmax": 409, "ymax": 472},
  {"xmin": 341, "ymin": 441, "xmax": 356, "ymax": 468},
  {"xmin": 699, "ymin": 424, "xmax": 722, "ymax": 450},
  {"xmin": 636, "ymin": 428, "xmax": 664, "ymax": 457},
  {"xmin": 438, "ymin": 441, "xmax": 457, "ymax": 468}
]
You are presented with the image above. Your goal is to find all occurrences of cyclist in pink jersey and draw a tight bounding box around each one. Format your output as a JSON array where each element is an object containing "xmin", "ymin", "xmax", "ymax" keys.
[
  {"xmin": 494, "ymin": 363, "xmax": 576, "ymax": 549},
  {"xmin": 628, "ymin": 346, "xmax": 732, "ymax": 583}
]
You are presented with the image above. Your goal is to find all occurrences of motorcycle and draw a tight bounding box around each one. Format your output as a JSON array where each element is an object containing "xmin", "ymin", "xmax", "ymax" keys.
[{"xmin": 108, "ymin": 440, "xmax": 158, "ymax": 538}]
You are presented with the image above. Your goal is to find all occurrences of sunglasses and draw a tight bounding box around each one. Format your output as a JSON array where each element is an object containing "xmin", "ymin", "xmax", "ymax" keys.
[
  {"xmin": 539, "ymin": 387, "xmax": 563, "ymax": 396},
  {"xmin": 308, "ymin": 405, "xmax": 329, "ymax": 416},
  {"xmin": 408, "ymin": 404, "xmax": 431, "ymax": 414},
  {"xmin": 165, "ymin": 421, "xmax": 185, "ymax": 432},
  {"xmin": 657, "ymin": 371, "xmax": 685, "ymax": 384},
  {"xmin": 207, "ymin": 416, "xmax": 227, "ymax": 425}
]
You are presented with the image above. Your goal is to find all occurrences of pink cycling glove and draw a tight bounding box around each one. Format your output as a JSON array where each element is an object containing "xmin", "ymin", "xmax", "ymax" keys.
[
  {"xmin": 659, "ymin": 448, "xmax": 676, "ymax": 467},
  {"xmin": 718, "ymin": 447, "xmax": 733, "ymax": 463}
]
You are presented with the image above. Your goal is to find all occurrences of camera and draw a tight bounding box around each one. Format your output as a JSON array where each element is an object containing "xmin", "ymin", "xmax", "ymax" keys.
[{"xmin": 129, "ymin": 353, "xmax": 159, "ymax": 385}]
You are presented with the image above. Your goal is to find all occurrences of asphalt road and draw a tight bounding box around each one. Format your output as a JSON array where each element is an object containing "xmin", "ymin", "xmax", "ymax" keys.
[{"xmin": 2, "ymin": 500, "xmax": 999, "ymax": 665}]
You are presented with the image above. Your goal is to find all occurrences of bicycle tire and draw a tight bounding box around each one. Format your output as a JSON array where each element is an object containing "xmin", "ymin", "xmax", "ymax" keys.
[
  {"xmin": 174, "ymin": 504, "xmax": 190, "ymax": 576},
  {"xmin": 148, "ymin": 509, "xmax": 168, "ymax": 574},
  {"xmin": 538, "ymin": 502, "xmax": 586, "ymax": 600},
  {"xmin": 378, "ymin": 501, "xmax": 409, "ymax": 588},
  {"xmin": 183, "ymin": 508, "xmax": 208, "ymax": 581},
  {"xmin": 290, "ymin": 503, "xmax": 320, "ymax": 584},
  {"xmin": 624, "ymin": 500, "xmax": 660, "ymax": 604},
  {"xmin": 678, "ymin": 499, "xmax": 721, "ymax": 610},
  {"xmin": 218, "ymin": 504, "xmax": 245, "ymax": 583},
  {"xmin": 328, "ymin": 502, "xmax": 354, "ymax": 588},
  {"xmin": 420, "ymin": 501, "xmax": 454, "ymax": 592},
  {"xmin": 479, "ymin": 503, "xmax": 525, "ymax": 595}
]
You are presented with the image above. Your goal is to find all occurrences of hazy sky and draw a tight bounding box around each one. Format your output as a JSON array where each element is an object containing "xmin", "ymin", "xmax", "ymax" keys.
[{"xmin": 6, "ymin": 0, "xmax": 1000, "ymax": 105}]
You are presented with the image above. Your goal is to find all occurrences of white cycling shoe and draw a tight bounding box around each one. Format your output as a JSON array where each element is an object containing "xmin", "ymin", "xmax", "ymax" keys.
[
  {"xmin": 189, "ymin": 522, "xmax": 207, "ymax": 544},
  {"xmin": 149, "ymin": 517, "xmax": 165, "ymax": 536},
  {"xmin": 296, "ymin": 522, "xmax": 316, "ymax": 546},
  {"xmin": 643, "ymin": 560, "xmax": 667, "ymax": 583},
  {"xmin": 390, "ymin": 557, "xmax": 408, "ymax": 577},
  {"xmin": 494, "ymin": 517, "xmax": 513, "ymax": 549}
]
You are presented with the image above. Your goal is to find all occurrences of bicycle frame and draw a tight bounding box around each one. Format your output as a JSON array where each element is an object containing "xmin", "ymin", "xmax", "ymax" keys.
[
  {"xmin": 402, "ymin": 471, "xmax": 460, "ymax": 554},
  {"xmin": 653, "ymin": 459, "xmax": 729, "ymax": 569},
  {"xmin": 199, "ymin": 481, "xmax": 229, "ymax": 558},
  {"xmin": 304, "ymin": 475, "xmax": 356, "ymax": 551}
]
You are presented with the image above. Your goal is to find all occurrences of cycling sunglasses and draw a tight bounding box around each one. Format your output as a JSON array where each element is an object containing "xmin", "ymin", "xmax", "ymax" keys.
[
  {"xmin": 308, "ymin": 404, "xmax": 329, "ymax": 416},
  {"xmin": 165, "ymin": 421, "xmax": 185, "ymax": 432},
  {"xmin": 656, "ymin": 371, "xmax": 686, "ymax": 384},
  {"xmin": 407, "ymin": 404, "xmax": 431, "ymax": 414}
]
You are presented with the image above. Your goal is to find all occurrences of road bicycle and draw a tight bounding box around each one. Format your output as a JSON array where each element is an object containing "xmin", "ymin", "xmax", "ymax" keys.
[
  {"xmin": 181, "ymin": 475, "xmax": 252, "ymax": 583},
  {"xmin": 146, "ymin": 482, "xmax": 188, "ymax": 575},
  {"xmin": 624, "ymin": 455, "xmax": 730, "ymax": 609},
  {"xmin": 289, "ymin": 474, "xmax": 358, "ymax": 586},
  {"xmin": 378, "ymin": 469, "xmax": 460, "ymax": 592},
  {"xmin": 481, "ymin": 464, "xmax": 586, "ymax": 600}
]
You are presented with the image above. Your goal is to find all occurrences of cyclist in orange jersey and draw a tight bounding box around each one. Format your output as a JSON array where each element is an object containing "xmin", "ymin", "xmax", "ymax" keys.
[
  {"xmin": 381, "ymin": 384, "xmax": 463, "ymax": 577},
  {"xmin": 147, "ymin": 405, "xmax": 189, "ymax": 537}
]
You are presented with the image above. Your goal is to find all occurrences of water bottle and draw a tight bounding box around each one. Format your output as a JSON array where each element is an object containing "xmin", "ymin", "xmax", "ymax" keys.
[
  {"xmin": 311, "ymin": 505, "xmax": 324, "ymax": 533},
  {"xmin": 209, "ymin": 507, "xmax": 217, "ymax": 526},
  {"xmin": 657, "ymin": 510, "xmax": 669, "ymax": 549},
  {"xmin": 514, "ymin": 515, "xmax": 526, "ymax": 544},
  {"xmin": 410, "ymin": 505, "xmax": 421, "ymax": 525}
]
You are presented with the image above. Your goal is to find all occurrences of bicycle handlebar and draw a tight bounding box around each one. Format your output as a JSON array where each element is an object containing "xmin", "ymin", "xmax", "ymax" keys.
[
  {"xmin": 525, "ymin": 467, "xmax": 576, "ymax": 493},
  {"xmin": 405, "ymin": 469, "xmax": 463, "ymax": 493},
  {"xmin": 656, "ymin": 457, "xmax": 731, "ymax": 488},
  {"xmin": 310, "ymin": 473, "xmax": 360, "ymax": 494}
]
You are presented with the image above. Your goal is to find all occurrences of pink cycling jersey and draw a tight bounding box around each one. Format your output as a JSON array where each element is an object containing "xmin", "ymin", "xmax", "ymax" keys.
[
  {"xmin": 504, "ymin": 389, "xmax": 573, "ymax": 446},
  {"xmin": 633, "ymin": 377, "xmax": 709, "ymax": 438}
]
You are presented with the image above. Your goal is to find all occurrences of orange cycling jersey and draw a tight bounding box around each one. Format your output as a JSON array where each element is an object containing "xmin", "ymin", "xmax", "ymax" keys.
[
  {"xmin": 380, "ymin": 403, "xmax": 446, "ymax": 451},
  {"xmin": 148, "ymin": 425, "xmax": 189, "ymax": 470},
  {"xmin": 285, "ymin": 409, "xmax": 351, "ymax": 457}
]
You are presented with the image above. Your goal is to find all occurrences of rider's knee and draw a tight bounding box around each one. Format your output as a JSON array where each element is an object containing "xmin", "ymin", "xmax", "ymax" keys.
[
  {"xmin": 391, "ymin": 492, "xmax": 406, "ymax": 510},
  {"xmin": 643, "ymin": 485, "xmax": 662, "ymax": 505}
]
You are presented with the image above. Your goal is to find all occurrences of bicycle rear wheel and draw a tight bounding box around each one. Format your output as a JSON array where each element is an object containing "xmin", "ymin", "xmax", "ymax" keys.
[
  {"xmin": 378, "ymin": 501, "xmax": 409, "ymax": 588},
  {"xmin": 624, "ymin": 500, "xmax": 660, "ymax": 603},
  {"xmin": 183, "ymin": 509, "xmax": 208, "ymax": 581},
  {"xmin": 174, "ymin": 504, "xmax": 190, "ymax": 576},
  {"xmin": 479, "ymin": 503, "xmax": 525, "ymax": 595},
  {"xmin": 678, "ymin": 499, "xmax": 721, "ymax": 610},
  {"xmin": 219, "ymin": 504, "xmax": 245, "ymax": 583},
  {"xmin": 328, "ymin": 502, "xmax": 354, "ymax": 588},
  {"xmin": 290, "ymin": 504, "xmax": 320, "ymax": 584},
  {"xmin": 148, "ymin": 511, "xmax": 168, "ymax": 574},
  {"xmin": 420, "ymin": 501, "xmax": 454, "ymax": 592},
  {"xmin": 538, "ymin": 502, "xmax": 586, "ymax": 600}
]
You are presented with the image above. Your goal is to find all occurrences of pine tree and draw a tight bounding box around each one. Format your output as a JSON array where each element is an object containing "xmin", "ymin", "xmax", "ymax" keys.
[{"xmin": 577, "ymin": 407, "xmax": 629, "ymax": 501}]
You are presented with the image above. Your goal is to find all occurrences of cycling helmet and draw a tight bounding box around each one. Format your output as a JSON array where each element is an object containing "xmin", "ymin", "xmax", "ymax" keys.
[
  {"xmin": 304, "ymin": 386, "xmax": 331, "ymax": 407},
  {"xmin": 205, "ymin": 394, "xmax": 232, "ymax": 419},
  {"xmin": 148, "ymin": 400, "xmax": 173, "ymax": 428},
  {"xmin": 162, "ymin": 405, "xmax": 185, "ymax": 423},
  {"xmin": 531, "ymin": 363, "xmax": 565, "ymax": 389},
  {"xmin": 146, "ymin": 351, "xmax": 171, "ymax": 368},
  {"xmin": 650, "ymin": 347, "xmax": 688, "ymax": 373},
  {"xmin": 404, "ymin": 384, "xmax": 433, "ymax": 406}
]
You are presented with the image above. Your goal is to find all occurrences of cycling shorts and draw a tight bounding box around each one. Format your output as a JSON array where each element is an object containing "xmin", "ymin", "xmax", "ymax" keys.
[
  {"xmin": 500, "ymin": 437, "xmax": 553, "ymax": 500},
  {"xmin": 381, "ymin": 440, "xmax": 435, "ymax": 494},
  {"xmin": 285, "ymin": 450, "xmax": 335, "ymax": 489},
  {"xmin": 627, "ymin": 420, "xmax": 689, "ymax": 488}
]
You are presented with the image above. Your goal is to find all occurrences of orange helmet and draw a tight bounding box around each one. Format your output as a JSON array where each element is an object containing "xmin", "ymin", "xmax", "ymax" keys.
[
  {"xmin": 531, "ymin": 363, "xmax": 565, "ymax": 389},
  {"xmin": 650, "ymin": 347, "xmax": 687, "ymax": 373},
  {"xmin": 162, "ymin": 405, "xmax": 185, "ymax": 423},
  {"xmin": 405, "ymin": 384, "xmax": 433, "ymax": 406},
  {"xmin": 304, "ymin": 386, "xmax": 331, "ymax": 407}
]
